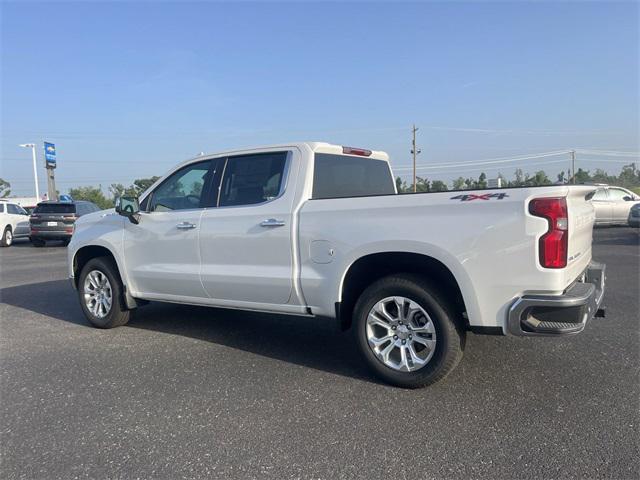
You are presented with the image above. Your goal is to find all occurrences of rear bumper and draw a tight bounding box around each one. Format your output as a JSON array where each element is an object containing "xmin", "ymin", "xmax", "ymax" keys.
[
  {"xmin": 508, "ymin": 261, "xmax": 606, "ymax": 336},
  {"xmin": 30, "ymin": 231, "xmax": 72, "ymax": 240}
]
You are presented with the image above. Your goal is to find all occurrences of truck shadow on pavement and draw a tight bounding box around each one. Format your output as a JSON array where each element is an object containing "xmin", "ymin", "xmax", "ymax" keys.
[{"xmin": 0, "ymin": 279, "xmax": 373, "ymax": 383}]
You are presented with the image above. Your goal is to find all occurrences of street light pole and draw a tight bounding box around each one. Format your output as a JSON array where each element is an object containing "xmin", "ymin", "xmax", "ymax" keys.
[{"xmin": 19, "ymin": 143, "xmax": 40, "ymax": 200}]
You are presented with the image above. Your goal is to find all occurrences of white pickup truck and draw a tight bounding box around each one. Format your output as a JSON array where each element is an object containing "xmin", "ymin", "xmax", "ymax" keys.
[{"xmin": 68, "ymin": 142, "xmax": 606, "ymax": 388}]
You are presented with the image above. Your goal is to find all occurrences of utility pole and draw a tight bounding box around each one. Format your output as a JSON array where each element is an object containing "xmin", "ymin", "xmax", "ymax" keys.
[
  {"xmin": 411, "ymin": 125, "xmax": 421, "ymax": 193},
  {"xmin": 46, "ymin": 168, "xmax": 58, "ymax": 201},
  {"xmin": 19, "ymin": 143, "xmax": 40, "ymax": 200},
  {"xmin": 570, "ymin": 150, "xmax": 576, "ymax": 184}
]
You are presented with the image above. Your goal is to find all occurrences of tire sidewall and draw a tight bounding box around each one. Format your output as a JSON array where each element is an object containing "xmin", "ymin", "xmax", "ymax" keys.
[
  {"xmin": 3, "ymin": 227, "xmax": 12, "ymax": 246},
  {"xmin": 78, "ymin": 257, "xmax": 124, "ymax": 328},
  {"xmin": 354, "ymin": 276, "xmax": 461, "ymax": 388}
]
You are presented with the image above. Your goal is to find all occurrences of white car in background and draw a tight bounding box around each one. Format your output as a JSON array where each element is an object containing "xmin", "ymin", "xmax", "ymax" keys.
[
  {"xmin": 591, "ymin": 185, "xmax": 640, "ymax": 226},
  {"xmin": 0, "ymin": 200, "xmax": 30, "ymax": 246}
]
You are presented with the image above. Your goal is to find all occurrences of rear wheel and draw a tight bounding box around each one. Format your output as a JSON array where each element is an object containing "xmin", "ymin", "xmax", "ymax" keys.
[
  {"xmin": 30, "ymin": 237, "xmax": 46, "ymax": 247},
  {"xmin": 1, "ymin": 227, "xmax": 12, "ymax": 247},
  {"xmin": 353, "ymin": 274, "xmax": 465, "ymax": 388},
  {"xmin": 78, "ymin": 257, "xmax": 130, "ymax": 328}
]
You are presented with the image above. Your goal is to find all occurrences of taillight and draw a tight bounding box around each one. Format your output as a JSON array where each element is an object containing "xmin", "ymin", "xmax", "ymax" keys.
[
  {"xmin": 529, "ymin": 197, "xmax": 568, "ymax": 269},
  {"xmin": 342, "ymin": 146, "xmax": 372, "ymax": 156}
]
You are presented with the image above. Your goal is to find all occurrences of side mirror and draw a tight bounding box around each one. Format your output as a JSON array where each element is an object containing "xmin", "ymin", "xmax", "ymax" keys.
[
  {"xmin": 115, "ymin": 196, "xmax": 141, "ymax": 224},
  {"xmin": 623, "ymin": 196, "xmax": 633, "ymax": 201}
]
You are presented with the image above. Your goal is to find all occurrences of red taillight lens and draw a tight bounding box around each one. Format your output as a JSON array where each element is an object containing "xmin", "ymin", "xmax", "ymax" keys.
[{"xmin": 529, "ymin": 197, "xmax": 568, "ymax": 269}]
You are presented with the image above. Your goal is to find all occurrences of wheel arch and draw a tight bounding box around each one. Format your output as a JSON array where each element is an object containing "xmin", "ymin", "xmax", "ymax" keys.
[
  {"xmin": 72, "ymin": 245, "xmax": 139, "ymax": 309},
  {"xmin": 337, "ymin": 251, "xmax": 474, "ymax": 332}
]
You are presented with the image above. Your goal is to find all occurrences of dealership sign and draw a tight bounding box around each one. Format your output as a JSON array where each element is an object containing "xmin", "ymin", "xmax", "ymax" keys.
[{"xmin": 44, "ymin": 142, "xmax": 56, "ymax": 168}]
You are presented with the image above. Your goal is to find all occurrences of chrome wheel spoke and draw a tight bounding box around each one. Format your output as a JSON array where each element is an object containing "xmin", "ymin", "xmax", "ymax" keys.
[
  {"xmin": 83, "ymin": 270, "xmax": 113, "ymax": 319},
  {"xmin": 366, "ymin": 295, "xmax": 437, "ymax": 372}
]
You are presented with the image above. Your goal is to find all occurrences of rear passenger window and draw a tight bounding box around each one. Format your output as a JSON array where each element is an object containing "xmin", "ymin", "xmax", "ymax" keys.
[
  {"xmin": 592, "ymin": 189, "xmax": 608, "ymax": 201},
  {"xmin": 0, "ymin": 204, "xmax": 5, "ymax": 213},
  {"xmin": 312, "ymin": 154, "xmax": 395, "ymax": 199},
  {"xmin": 218, "ymin": 152, "xmax": 287, "ymax": 207}
]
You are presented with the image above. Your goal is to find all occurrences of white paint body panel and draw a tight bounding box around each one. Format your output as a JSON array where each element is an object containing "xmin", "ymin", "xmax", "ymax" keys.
[{"xmin": 68, "ymin": 142, "xmax": 597, "ymax": 333}]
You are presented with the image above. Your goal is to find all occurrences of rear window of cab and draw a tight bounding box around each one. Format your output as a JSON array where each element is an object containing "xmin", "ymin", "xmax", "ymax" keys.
[{"xmin": 312, "ymin": 153, "xmax": 395, "ymax": 199}]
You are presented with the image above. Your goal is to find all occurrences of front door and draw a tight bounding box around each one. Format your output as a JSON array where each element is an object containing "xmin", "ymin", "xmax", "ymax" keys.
[
  {"xmin": 123, "ymin": 159, "xmax": 218, "ymax": 299},
  {"xmin": 199, "ymin": 151, "xmax": 297, "ymax": 305}
]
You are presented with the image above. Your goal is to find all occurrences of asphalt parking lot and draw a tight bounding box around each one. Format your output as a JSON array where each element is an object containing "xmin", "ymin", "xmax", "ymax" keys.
[{"xmin": 1, "ymin": 228, "xmax": 638, "ymax": 479}]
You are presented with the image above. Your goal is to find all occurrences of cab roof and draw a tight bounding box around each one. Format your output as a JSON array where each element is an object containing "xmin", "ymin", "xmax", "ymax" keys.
[{"xmin": 196, "ymin": 142, "xmax": 390, "ymax": 162}]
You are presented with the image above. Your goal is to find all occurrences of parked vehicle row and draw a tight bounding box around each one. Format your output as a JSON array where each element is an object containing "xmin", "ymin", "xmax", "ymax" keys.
[
  {"xmin": 67, "ymin": 142, "xmax": 606, "ymax": 388},
  {"xmin": 1, "ymin": 199, "xmax": 101, "ymax": 247}
]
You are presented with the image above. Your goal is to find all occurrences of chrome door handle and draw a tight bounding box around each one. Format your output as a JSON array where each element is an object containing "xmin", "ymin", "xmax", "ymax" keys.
[
  {"xmin": 260, "ymin": 218, "xmax": 285, "ymax": 227},
  {"xmin": 176, "ymin": 222, "xmax": 196, "ymax": 230}
]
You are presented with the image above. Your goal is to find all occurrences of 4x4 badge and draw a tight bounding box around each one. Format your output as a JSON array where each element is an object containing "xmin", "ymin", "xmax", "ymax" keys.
[{"xmin": 450, "ymin": 193, "xmax": 509, "ymax": 201}]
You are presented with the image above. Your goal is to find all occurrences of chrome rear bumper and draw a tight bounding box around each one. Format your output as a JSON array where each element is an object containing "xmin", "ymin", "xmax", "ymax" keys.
[{"xmin": 508, "ymin": 261, "xmax": 606, "ymax": 336}]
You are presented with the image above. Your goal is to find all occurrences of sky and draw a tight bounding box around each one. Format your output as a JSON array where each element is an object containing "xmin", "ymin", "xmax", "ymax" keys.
[{"xmin": 1, "ymin": 0, "xmax": 639, "ymax": 197}]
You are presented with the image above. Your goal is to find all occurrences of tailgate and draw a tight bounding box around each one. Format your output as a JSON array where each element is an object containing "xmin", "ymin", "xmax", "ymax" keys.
[{"xmin": 565, "ymin": 186, "xmax": 597, "ymax": 282}]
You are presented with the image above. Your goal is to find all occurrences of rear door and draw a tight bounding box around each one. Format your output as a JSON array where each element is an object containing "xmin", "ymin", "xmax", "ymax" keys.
[
  {"xmin": 199, "ymin": 151, "xmax": 297, "ymax": 305},
  {"xmin": 123, "ymin": 159, "xmax": 219, "ymax": 299}
]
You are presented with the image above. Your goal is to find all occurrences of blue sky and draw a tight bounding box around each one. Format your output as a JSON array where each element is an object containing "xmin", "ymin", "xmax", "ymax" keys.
[{"xmin": 2, "ymin": 0, "xmax": 638, "ymax": 196}]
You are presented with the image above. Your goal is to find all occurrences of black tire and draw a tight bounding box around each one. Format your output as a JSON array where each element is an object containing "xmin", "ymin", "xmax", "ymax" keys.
[
  {"xmin": 78, "ymin": 257, "xmax": 130, "ymax": 328},
  {"xmin": 353, "ymin": 274, "xmax": 465, "ymax": 388},
  {"xmin": 30, "ymin": 237, "xmax": 46, "ymax": 247},
  {"xmin": 1, "ymin": 226, "xmax": 12, "ymax": 247}
]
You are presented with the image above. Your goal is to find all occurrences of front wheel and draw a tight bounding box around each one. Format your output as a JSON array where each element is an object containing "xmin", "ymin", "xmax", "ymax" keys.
[
  {"xmin": 1, "ymin": 227, "xmax": 13, "ymax": 247},
  {"xmin": 353, "ymin": 274, "xmax": 465, "ymax": 388},
  {"xmin": 78, "ymin": 257, "xmax": 130, "ymax": 328}
]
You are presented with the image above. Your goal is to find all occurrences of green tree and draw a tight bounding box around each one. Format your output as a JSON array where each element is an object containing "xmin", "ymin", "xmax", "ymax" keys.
[
  {"xmin": 395, "ymin": 176, "xmax": 408, "ymax": 193},
  {"xmin": 414, "ymin": 176, "xmax": 431, "ymax": 193},
  {"xmin": 0, "ymin": 178, "xmax": 10, "ymax": 198},
  {"xmin": 109, "ymin": 183, "xmax": 137, "ymax": 199},
  {"xmin": 452, "ymin": 177, "xmax": 466, "ymax": 190},
  {"xmin": 617, "ymin": 163, "xmax": 639, "ymax": 188},
  {"xmin": 68, "ymin": 185, "xmax": 112, "ymax": 210},
  {"xmin": 431, "ymin": 180, "xmax": 448, "ymax": 192},
  {"xmin": 477, "ymin": 172, "xmax": 487, "ymax": 189},
  {"xmin": 132, "ymin": 176, "xmax": 161, "ymax": 195},
  {"xmin": 572, "ymin": 168, "xmax": 591, "ymax": 184},
  {"xmin": 530, "ymin": 170, "xmax": 551, "ymax": 186}
]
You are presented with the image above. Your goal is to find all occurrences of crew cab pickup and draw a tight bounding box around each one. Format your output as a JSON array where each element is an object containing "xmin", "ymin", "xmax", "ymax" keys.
[{"xmin": 68, "ymin": 142, "xmax": 606, "ymax": 387}]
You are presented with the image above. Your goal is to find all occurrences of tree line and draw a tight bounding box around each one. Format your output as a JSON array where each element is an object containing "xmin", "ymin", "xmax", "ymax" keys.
[
  {"xmin": 395, "ymin": 163, "xmax": 640, "ymax": 194},
  {"xmin": 1, "ymin": 163, "xmax": 639, "ymax": 208}
]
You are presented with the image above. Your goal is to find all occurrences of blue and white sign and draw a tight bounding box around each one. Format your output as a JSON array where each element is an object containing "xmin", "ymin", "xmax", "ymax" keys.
[{"xmin": 44, "ymin": 142, "xmax": 56, "ymax": 168}]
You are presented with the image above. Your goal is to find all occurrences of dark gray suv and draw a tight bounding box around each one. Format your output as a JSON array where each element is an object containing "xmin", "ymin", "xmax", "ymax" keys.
[{"xmin": 29, "ymin": 201, "xmax": 101, "ymax": 246}]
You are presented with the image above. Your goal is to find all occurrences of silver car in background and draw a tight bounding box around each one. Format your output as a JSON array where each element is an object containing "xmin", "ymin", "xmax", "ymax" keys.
[{"xmin": 591, "ymin": 185, "xmax": 640, "ymax": 226}]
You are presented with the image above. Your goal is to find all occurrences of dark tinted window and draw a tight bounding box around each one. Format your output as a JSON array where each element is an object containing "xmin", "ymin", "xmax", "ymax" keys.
[
  {"xmin": 218, "ymin": 152, "xmax": 287, "ymax": 207},
  {"xmin": 34, "ymin": 203, "xmax": 76, "ymax": 214},
  {"xmin": 0, "ymin": 204, "xmax": 4, "ymax": 213},
  {"xmin": 312, "ymin": 154, "xmax": 395, "ymax": 199},
  {"xmin": 7, "ymin": 204, "xmax": 21, "ymax": 214},
  {"xmin": 149, "ymin": 160, "xmax": 213, "ymax": 212}
]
